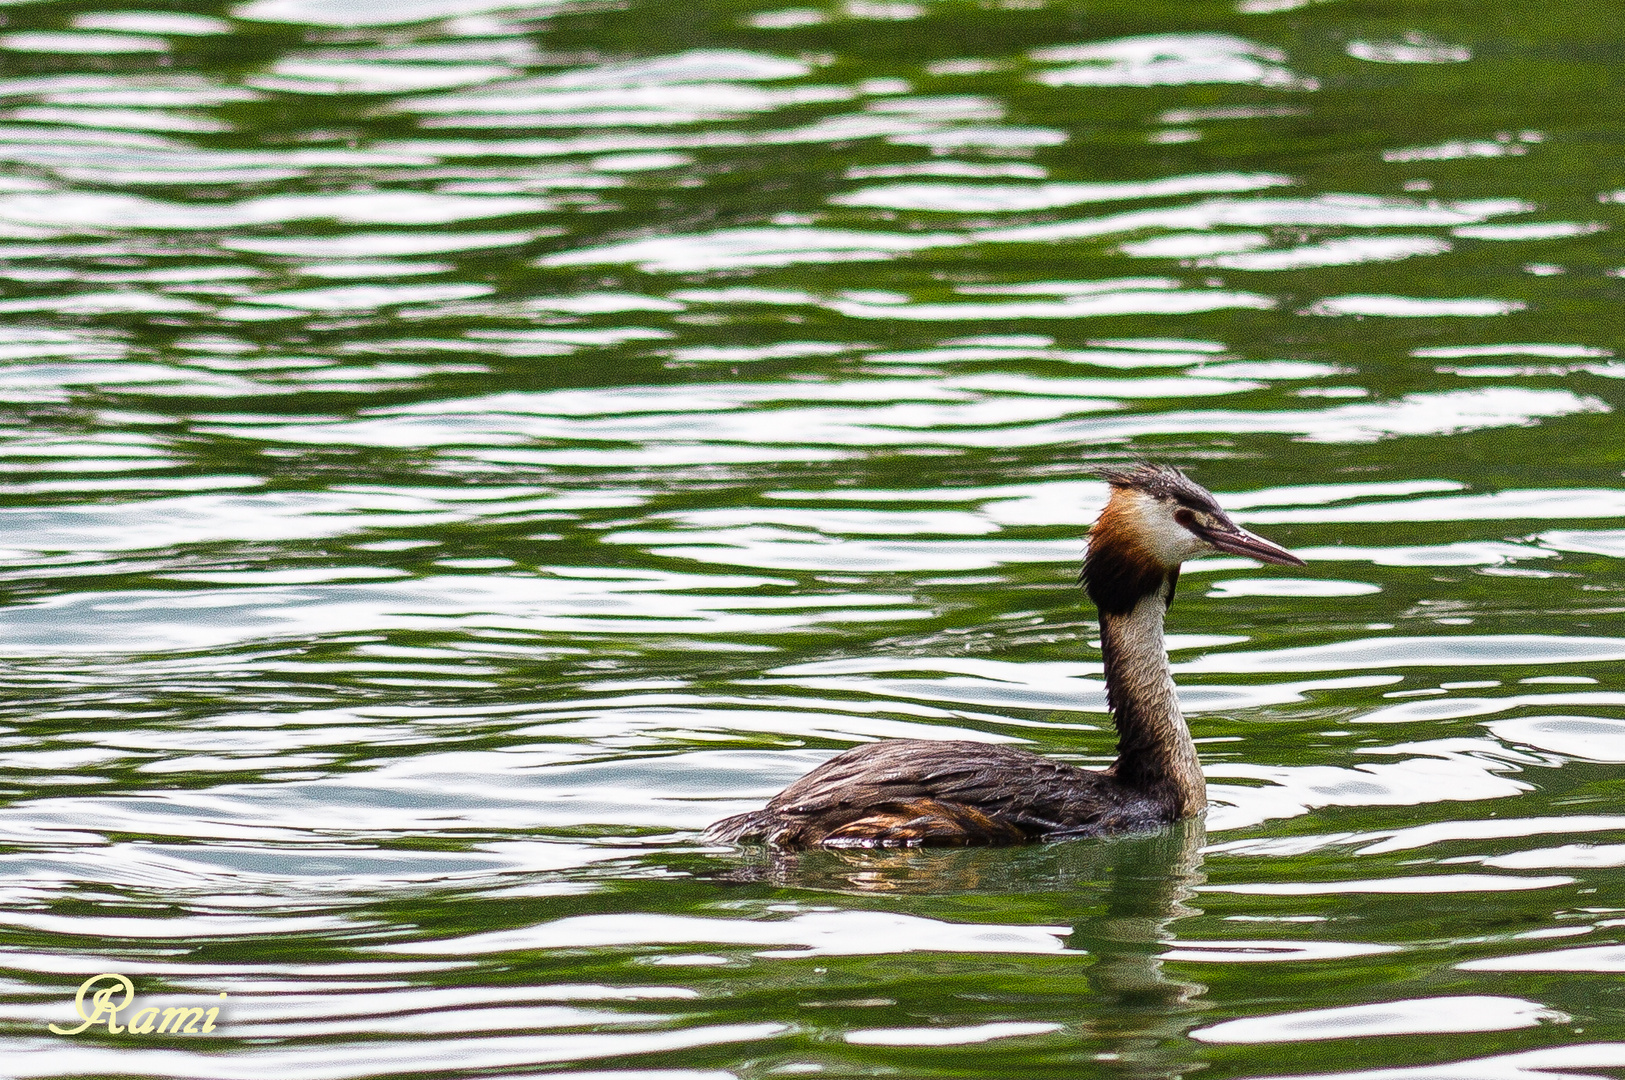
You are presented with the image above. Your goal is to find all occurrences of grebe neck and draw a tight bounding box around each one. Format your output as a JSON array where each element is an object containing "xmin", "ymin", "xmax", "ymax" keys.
[{"xmin": 1100, "ymin": 584, "xmax": 1204, "ymax": 816}]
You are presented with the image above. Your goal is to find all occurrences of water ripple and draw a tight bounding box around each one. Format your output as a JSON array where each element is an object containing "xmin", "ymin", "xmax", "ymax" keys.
[{"xmin": 0, "ymin": 1, "xmax": 1621, "ymax": 1075}]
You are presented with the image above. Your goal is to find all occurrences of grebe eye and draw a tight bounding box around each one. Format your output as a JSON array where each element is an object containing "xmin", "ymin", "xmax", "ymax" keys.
[{"xmin": 1172, "ymin": 507, "xmax": 1198, "ymax": 530}]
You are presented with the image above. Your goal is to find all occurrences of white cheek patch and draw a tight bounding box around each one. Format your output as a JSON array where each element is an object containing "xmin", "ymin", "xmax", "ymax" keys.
[{"xmin": 1125, "ymin": 493, "xmax": 1209, "ymax": 566}]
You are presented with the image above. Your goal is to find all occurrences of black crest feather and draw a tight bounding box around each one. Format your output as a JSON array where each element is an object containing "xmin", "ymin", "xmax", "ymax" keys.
[{"xmin": 1095, "ymin": 463, "xmax": 1221, "ymax": 514}]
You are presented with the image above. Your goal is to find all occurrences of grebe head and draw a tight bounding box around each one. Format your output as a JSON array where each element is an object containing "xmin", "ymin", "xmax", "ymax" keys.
[{"xmin": 1083, "ymin": 463, "xmax": 1305, "ymax": 614}]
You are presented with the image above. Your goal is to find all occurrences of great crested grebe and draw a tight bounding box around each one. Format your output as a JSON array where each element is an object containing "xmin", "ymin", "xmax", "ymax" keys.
[{"xmin": 705, "ymin": 464, "xmax": 1306, "ymax": 849}]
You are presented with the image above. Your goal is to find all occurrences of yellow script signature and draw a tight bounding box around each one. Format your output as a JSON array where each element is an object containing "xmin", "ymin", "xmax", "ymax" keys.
[{"xmin": 50, "ymin": 973, "xmax": 226, "ymax": 1036}]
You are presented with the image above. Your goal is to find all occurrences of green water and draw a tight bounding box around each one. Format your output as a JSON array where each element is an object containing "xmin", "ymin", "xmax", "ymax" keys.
[{"xmin": 0, "ymin": 0, "xmax": 1622, "ymax": 1075}]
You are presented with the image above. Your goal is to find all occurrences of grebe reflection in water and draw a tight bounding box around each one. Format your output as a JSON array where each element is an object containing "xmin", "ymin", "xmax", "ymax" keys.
[{"xmin": 706, "ymin": 464, "xmax": 1304, "ymax": 850}]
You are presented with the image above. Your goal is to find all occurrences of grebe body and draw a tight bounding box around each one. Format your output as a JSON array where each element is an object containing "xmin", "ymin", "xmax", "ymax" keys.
[{"xmin": 705, "ymin": 464, "xmax": 1304, "ymax": 849}]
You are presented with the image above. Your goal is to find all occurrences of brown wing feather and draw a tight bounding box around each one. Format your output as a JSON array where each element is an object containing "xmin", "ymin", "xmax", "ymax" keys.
[{"xmin": 822, "ymin": 799, "xmax": 1029, "ymax": 848}]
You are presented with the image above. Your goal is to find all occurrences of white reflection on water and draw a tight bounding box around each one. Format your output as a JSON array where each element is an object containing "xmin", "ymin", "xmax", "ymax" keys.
[
  {"xmin": 0, "ymin": 570, "xmax": 918, "ymax": 652},
  {"xmin": 239, "ymin": 283, "xmax": 493, "ymax": 311},
  {"xmin": 252, "ymin": 60, "xmax": 522, "ymax": 95},
  {"xmin": 864, "ymin": 345, "xmax": 1221, "ymax": 367},
  {"xmin": 0, "ymin": 835, "xmax": 622, "ymax": 894},
  {"xmin": 0, "ymin": 291, "xmax": 206, "ymax": 315},
  {"xmin": 1244, "ymin": 488, "xmax": 1625, "ymax": 524},
  {"xmin": 1453, "ymin": 221, "xmax": 1604, "ymax": 240},
  {"xmin": 0, "ymin": 489, "xmax": 568, "ymax": 553},
  {"xmin": 1203, "ymin": 235, "xmax": 1450, "ymax": 271},
  {"xmin": 978, "ymin": 194, "xmax": 1531, "ymax": 242},
  {"xmin": 523, "ymin": 47, "xmax": 812, "ymax": 86},
  {"xmin": 0, "ymin": 431, "xmax": 176, "ymax": 472},
  {"xmin": 846, "ymin": 1021, "xmax": 1062, "ymax": 1045},
  {"xmin": 1211, "ymin": 815, "xmax": 1625, "ymax": 859},
  {"xmin": 1460, "ymin": 945, "xmax": 1625, "ymax": 971},
  {"xmin": 1030, "ymin": 33, "xmax": 1316, "ymax": 89},
  {"xmin": 831, "ymin": 171, "xmax": 1291, "ymax": 212},
  {"xmin": 1539, "ymin": 529, "xmax": 1625, "ymax": 557},
  {"xmin": 647, "ymin": 507, "xmax": 999, "ymax": 536},
  {"xmin": 1164, "ymin": 1042, "xmax": 1625, "ymax": 1080},
  {"xmin": 2, "ymin": 1026, "xmax": 780, "ymax": 1080},
  {"xmin": 1348, "ymin": 36, "xmax": 1472, "ymax": 64},
  {"xmin": 0, "ymin": 908, "xmax": 359, "ymax": 938},
  {"xmin": 1359, "ymin": 691, "xmax": 1625, "ymax": 724},
  {"xmin": 1482, "ymin": 845, "xmax": 1625, "ymax": 869},
  {"xmin": 1205, "ymin": 742, "xmax": 1535, "ymax": 831},
  {"xmin": 404, "ymin": 81, "xmax": 855, "ymax": 125},
  {"xmin": 1177, "ymin": 636, "xmax": 1625, "ymax": 674},
  {"xmin": 1485, "ymin": 717, "xmax": 1625, "ymax": 762},
  {"xmin": 541, "ymin": 225, "xmax": 965, "ymax": 272},
  {"xmin": 2, "ymin": 984, "xmax": 629, "ymax": 1037},
  {"xmin": 1159, "ymin": 939, "xmax": 1399, "ymax": 963},
  {"xmin": 1123, "ymin": 230, "xmax": 1270, "ymax": 257},
  {"xmin": 377, "ymin": 909, "xmax": 1074, "ymax": 957},
  {"xmin": 222, "ymin": 230, "xmax": 537, "ymax": 257},
  {"xmin": 296, "ymin": 260, "xmax": 455, "ymax": 279},
  {"xmin": 1198, "ymin": 874, "xmax": 1573, "ymax": 895},
  {"xmin": 1, "ymin": 32, "xmax": 169, "ymax": 53},
  {"xmin": 234, "ymin": 0, "xmax": 568, "ymax": 25},
  {"xmin": 1190, "ymin": 995, "xmax": 1562, "ymax": 1043},
  {"xmin": 0, "ymin": 124, "xmax": 424, "ymax": 186},
  {"xmin": 0, "ymin": 190, "xmax": 546, "ymax": 233},
  {"xmin": 829, "ymin": 285, "xmax": 1276, "ymax": 321},
  {"xmin": 1414, "ymin": 343, "xmax": 1612, "ymax": 359},
  {"xmin": 73, "ymin": 12, "xmax": 232, "ymax": 35},
  {"xmin": 1304, "ymin": 294, "xmax": 1526, "ymax": 317},
  {"xmin": 9, "ymin": 106, "xmax": 233, "ymax": 133}
]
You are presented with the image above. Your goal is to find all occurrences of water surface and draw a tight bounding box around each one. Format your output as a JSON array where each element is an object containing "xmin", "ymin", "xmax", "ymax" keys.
[{"xmin": 0, "ymin": 0, "xmax": 1623, "ymax": 1076}]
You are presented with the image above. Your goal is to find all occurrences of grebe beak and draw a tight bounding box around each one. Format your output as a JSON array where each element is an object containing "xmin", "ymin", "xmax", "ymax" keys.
[{"xmin": 1193, "ymin": 519, "xmax": 1307, "ymax": 567}]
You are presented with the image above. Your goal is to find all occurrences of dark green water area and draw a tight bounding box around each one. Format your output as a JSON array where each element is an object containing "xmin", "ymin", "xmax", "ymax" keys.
[{"xmin": 0, "ymin": 0, "xmax": 1622, "ymax": 1074}]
